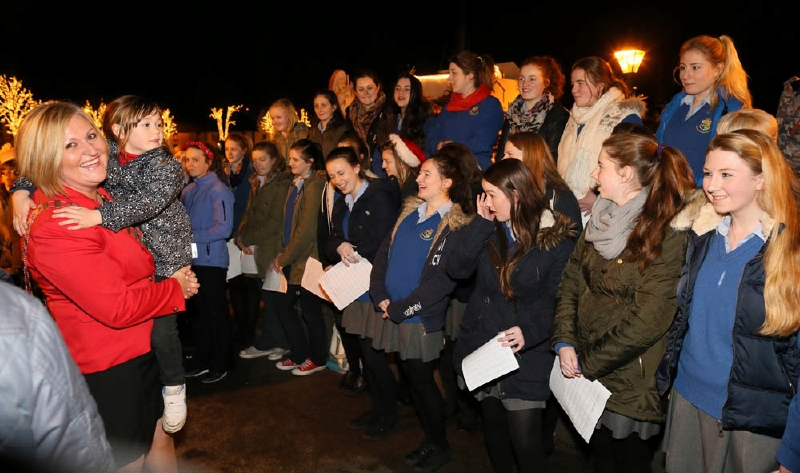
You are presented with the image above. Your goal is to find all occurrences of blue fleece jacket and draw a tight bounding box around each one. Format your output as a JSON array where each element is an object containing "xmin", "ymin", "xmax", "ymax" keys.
[{"xmin": 181, "ymin": 172, "xmax": 235, "ymax": 268}]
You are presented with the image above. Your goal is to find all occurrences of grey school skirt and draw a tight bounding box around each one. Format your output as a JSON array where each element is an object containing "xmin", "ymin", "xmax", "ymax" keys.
[
  {"xmin": 444, "ymin": 298, "xmax": 467, "ymax": 341},
  {"xmin": 342, "ymin": 300, "xmax": 444, "ymax": 362}
]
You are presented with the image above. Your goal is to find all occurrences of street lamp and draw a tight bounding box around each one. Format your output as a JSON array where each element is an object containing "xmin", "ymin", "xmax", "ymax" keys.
[{"xmin": 614, "ymin": 49, "xmax": 646, "ymax": 74}]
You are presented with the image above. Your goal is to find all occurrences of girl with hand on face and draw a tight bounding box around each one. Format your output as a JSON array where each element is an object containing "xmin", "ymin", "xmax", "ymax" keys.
[
  {"xmin": 309, "ymin": 90, "xmax": 353, "ymax": 159},
  {"xmin": 656, "ymin": 130, "xmax": 800, "ymax": 473},
  {"xmin": 449, "ymin": 158, "xmax": 578, "ymax": 473},
  {"xmin": 236, "ymin": 141, "xmax": 293, "ymax": 362},
  {"xmin": 656, "ymin": 35, "xmax": 752, "ymax": 187},
  {"xmin": 425, "ymin": 51, "xmax": 504, "ymax": 171},
  {"xmin": 369, "ymin": 152, "xmax": 476, "ymax": 471},
  {"xmin": 181, "ymin": 142, "xmax": 235, "ymax": 385},
  {"xmin": 267, "ymin": 98, "xmax": 309, "ymax": 163},
  {"xmin": 551, "ymin": 132, "xmax": 695, "ymax": 473},
  {"xmin": 498, "ymin": 56, "xmax": 570, "ymax": 162},
  {"xmin": 557, "ymin": 56, "xmax": 646, "ymax": 226}
]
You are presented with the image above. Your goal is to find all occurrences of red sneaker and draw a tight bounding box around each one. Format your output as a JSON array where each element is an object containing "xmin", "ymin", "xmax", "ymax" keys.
[{"xmin": 291, "ymin": 358, "xmax": 327, "ymax": 376}]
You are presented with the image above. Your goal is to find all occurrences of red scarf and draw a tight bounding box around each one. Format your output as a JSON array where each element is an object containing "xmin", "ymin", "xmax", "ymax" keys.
[
  {"xmin": 118, "ymin": 150, "xmax": 138, "ymax": 166},
  {"xmin": 446, "ymin": 83, "xmax": 492, "ymax": 112}
]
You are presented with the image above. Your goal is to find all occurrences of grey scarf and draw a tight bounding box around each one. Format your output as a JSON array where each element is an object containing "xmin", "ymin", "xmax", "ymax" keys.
[{"xmin": 585, "ymin": 188, "xmax": 648, "ymax": 259}]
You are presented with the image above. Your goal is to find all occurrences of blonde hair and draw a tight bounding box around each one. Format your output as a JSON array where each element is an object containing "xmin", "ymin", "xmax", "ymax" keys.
[
  {"xmin": 679, "ymin": 35, "xmax": 752, "ymax": 110},
  {"xmin": 16, "ymin": 101, "xmax": 107, "ymax": 198},
  {"xmin": 268, "ymin": 98, "xmax": 300, "ymax": 140},
  {"xmin": 716, "ymin": 109, "xmax": 778, "ymax": 142},
  {"xmin": 708, "ymin": 130, "xmax": 800, "ymax": 336}
]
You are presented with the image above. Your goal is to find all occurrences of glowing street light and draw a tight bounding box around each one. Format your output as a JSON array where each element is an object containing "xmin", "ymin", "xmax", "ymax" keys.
[{"xmin": 614, "ymin": 49, "xmax": 646, "ymax": 74}]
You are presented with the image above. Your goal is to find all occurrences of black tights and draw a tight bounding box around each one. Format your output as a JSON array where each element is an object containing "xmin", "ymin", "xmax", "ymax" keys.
[
  {"xmin": 359, "ymin": 337, "xmax": 397, "ymax": 418},
  {"xmin": 481, "ymin": 397, "xmax": 546, "ymax": 473},
  {"xmin": 590, "ymin": 425, "xmax": 654, "ymax": 473},
  {"xmin": 398, "ymin": 358, "xmax": 448, "ymax": 448}
]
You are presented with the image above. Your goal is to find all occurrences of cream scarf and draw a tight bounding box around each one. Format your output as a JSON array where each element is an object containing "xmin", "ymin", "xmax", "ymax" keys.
[{"xmin": 558, "ymin": 88, "xmax": 633, "ymax": 199}]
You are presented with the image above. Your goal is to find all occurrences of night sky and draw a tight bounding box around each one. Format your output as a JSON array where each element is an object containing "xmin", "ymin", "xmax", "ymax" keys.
[{"xmin": 2, "ymin": 1, "xmax": 797, "ymax": 131}]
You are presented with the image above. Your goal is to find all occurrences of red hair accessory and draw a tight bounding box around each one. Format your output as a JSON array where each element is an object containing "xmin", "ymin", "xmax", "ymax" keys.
[
  {"xmin": 389, "ymin": 134, "xmax": 426, "ymax": 168},
  {"xmin": 182, "ymin": 141, "xmax": 215, "ymax": 162}
]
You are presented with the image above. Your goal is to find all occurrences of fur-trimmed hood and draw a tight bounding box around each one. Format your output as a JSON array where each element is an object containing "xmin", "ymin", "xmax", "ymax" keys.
[
  {"xmin": 670, "ymin": 188, "xmax": 775, "ymax": 237},
  {"xmin": 390, "ymin": 196, "xmax": 473, "ymax": 246},
  {"xmin": 536, "ymin": 209, "xmax": 579, "ymax": 250}
]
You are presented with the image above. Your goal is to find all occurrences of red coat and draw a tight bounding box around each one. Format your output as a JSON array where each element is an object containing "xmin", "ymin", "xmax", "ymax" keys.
[{"xmin": 26, "ymin": 187, "xmax": 185, "ymax": 374}]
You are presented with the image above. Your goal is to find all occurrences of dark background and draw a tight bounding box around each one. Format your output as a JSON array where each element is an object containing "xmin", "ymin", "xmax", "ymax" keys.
[{"xmin": 2, "ymin": 1, "xmax": 797, "ymax": 131}]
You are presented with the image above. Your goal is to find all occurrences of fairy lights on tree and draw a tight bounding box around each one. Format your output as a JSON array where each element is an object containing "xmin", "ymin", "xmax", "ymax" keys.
[
  {"xmin": 299, "ymin": 109, "xmax": 311, "ymax": 127},
  {"xmin": 82, "ymin": 100, "xmax": 107, "ymax": 132},
  {"xmin": 0, "ymin": 75, "xmax": 41, "ymax": 138},
  {"xmin": 259, "ymin": 111, "xmax": 274, "ymax": 136},
  {"xmin": 210, "ymin": 104, "xmax": 243, "ymax": 141},
  {"xmin": 161, "ymin": 109, "xmax": 177, "ymax": 140}
]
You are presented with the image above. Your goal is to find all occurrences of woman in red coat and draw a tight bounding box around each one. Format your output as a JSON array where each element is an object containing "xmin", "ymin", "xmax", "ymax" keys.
[{"xmin": 16, "ymin": 101, "xmax": 199, "ymax": 472}]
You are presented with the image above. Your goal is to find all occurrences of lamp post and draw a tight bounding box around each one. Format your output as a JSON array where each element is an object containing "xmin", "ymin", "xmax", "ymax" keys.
[{"xmin": 614, "ymin": 49, "xmax": 646, "ymax": 98}]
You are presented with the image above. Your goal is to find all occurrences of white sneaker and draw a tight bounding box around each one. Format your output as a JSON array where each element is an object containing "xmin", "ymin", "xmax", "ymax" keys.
[
  {"xmin": 238, "ymin": 346, "xmax": 276, "ymax": 359},
  {"xmin": 162, "ymin": 384, "xmax": 187, "ymax": 433},
  {"xmin": 267, "ymin": 348, "xmax": 290, "ymax": 361}
]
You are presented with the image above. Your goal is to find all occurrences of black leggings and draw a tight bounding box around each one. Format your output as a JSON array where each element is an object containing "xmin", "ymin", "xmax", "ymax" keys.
[
  {"xmin": 590, "ymin": 425, "xmax": 654, "ymax": 473},
  {"xmin": 359, "ymin": 337, "xmax": 397, "ymax": 418},
  {"xmin": 481, "ymin": 396, "xmax": 546, "ymax": 473},
  {"xmin": 398, "ymin": 357, "xmax": 448, "ymax": 448}
]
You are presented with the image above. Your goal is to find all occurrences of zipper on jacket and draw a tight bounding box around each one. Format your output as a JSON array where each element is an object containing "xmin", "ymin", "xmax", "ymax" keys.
[
  {"xmin": 779, "ymin": 360, "xmax": 797, "ymax": 395},
  {"xmin": 717, "ymin": 419, "xmax": 723, "ymax": 438},
  {"xmin": 638, "ymin": 356, "xmax": 644, "ymax": 379}
]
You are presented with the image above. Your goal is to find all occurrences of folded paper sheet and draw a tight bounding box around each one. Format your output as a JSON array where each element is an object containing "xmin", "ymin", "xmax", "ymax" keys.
[
  {"xmin": 461, "ymin": 332, "xmax": 519, "ymax": 392},
  {"xmin": 262, "ymin": 268, "xmax": 288, "ymax": 293},
  {"xmin": 318, "ymin": 254, "xmax": 372, "ymax": 310},
  {"xmin": 301, "ymin": 257, "xmax": 331, "ymax": 302},
  {"xmin": 548, "ymin": 357, "xmax": 611, "ymax": 443},
  {"xmin": 226, "ymin": 240, "xmax": 242, "ymax": 280}
]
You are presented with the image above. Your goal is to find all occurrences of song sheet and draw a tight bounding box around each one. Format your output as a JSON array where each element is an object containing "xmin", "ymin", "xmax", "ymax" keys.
[
  {"xmin": 226, "ymin": 240, "xmax": 242, "ymax": 280},
  {"xmin": 548, "ymin": 357, "xmax": 611, "ymax": 443},
  {"xmin": 240, "ymin": 246, "xmax": 258, "ymax": 275},
  {"xmin": 262, "ymin": 268, "xmax": 288, "ymax": 293},
  {"xmin": 300, "ymin": 257, "xmax": 332, "ymax": 302},
  {"xmin": 461, "ymin": 333, "xmax": 519, "ymax": 392},
  {"xmin": 319, "ymin": 254, "xmax": 372, "ymax": 310}
]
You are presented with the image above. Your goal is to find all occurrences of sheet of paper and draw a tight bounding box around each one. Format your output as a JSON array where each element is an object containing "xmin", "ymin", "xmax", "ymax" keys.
[
  {"xmin": 240, "ymin": 247, "xmax": 258, "ymax": 275},
  {"xmin": 319, "ymin": 254, "xmax": 372, "ymax": 310},
  {"xmin": 461, "ymin": 332, "xmax": 520, "ymax": 392},
  {"xmin": 262, "ymin": 268, "xmax": 287, "ymax": 293},
  {"xmin": 301, "ymin": 257, "xmax": 332, "ymax": 302},
  {"xmin": 226, "ymin": 240, "xmax": 242, "ymax": 280},
  {"xmin": 548, "ymin": 357, "xmax": 611, "ymax": 443}
]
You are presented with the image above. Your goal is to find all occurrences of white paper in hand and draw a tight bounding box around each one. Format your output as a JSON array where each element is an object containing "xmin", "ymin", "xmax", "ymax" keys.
[
  {"xmin": 226, "ymin": 239, "xmax": 242, "ymax": 280},
  {"xmin": 548, "ymin": 357, "xmax": 611, "ymax": 443},
  {"xmin": 319, "ymin": 254, "xmax": 372, "ymax": 310},
  {"xmin": 301, "ymin": 257, "xmax": 332, "ymax": 302},
  {"xmin": 240, "ymin": 247, "xmax": 258, "ymax": 275},
  {"xmin": 262, "ymin": 268, "xmax": 288, "ymax": 293},
  {"xmin": 461, "ymin": 332, "xmax": 519, "ymax": 391}
]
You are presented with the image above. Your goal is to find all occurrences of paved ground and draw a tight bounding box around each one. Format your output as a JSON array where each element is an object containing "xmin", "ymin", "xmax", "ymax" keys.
[{"xmin": 171, "ymin": 338, "xmax": 667, "ymax": 472}]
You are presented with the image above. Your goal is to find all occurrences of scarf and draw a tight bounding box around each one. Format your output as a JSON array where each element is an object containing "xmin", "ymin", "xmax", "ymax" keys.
[
  {"xmin": 446, "ymin": 83, "xmax": 492, "ymax": 112},
  {"xmin": 584, "ymin": 188, "xmax": 648, "ymax": 259},
  {"xmin": 558, "ymin": 88, "xmax": 634, "ymax": 199},
  {"xmin": 505, "ymin": 92, "xmax": 555, "ymax": 134},
  {"xmin": 349, "ymin": 92, "xmax": 386, "ymax": 141}
]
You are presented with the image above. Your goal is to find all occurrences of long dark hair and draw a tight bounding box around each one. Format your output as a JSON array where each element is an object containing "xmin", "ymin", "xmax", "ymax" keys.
[
  {"xmin": 483, "ymin": 158, "xmax": 549, "ymax": 298},
  {"xmin": 387, "ymin": 72, "xmax": 433, "ymax": 149}
]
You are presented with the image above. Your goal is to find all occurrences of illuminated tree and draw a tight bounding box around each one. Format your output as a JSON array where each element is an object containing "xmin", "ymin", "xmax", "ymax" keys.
[
  {"xmin": 299, "ymin": 109, "xmax": 311, "ymax": 127},
  {"xmin": 82, "ymin": 100, "xmax": 107, "ymax": 132},
  {"xmin": 210, "ymin": 104, "xmax": 242, "ymax": 141},
  {"xmin": 0, "ymin": 75, "xmax": 41, "ymax": 138},
  {"xmin": 161, "ymin": 109, "xmax": 177, "ymax": 140},
  {"xmin": 259, "ymin": 110, "xmax": 274, "ymax": 136}
]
